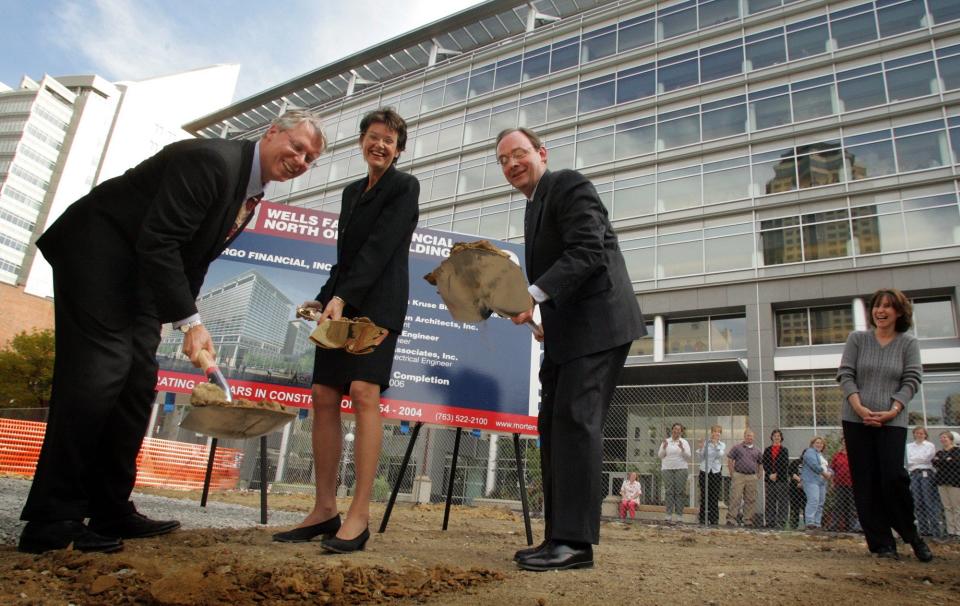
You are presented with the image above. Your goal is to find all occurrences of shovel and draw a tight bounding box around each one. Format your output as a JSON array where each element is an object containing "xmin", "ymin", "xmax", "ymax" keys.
[
  {"xmin": 179, "ymin": 350, "xmax": 297, "ymax": 440},
  {"xmin": 424, "ymin": 240, "xmax": 542, "ymax": 338}
]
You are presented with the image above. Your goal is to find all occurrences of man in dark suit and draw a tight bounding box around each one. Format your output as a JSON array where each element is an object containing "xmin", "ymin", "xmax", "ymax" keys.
[
  {"xmin": 496, "ymin": 127, "xmax": 645, "ymax": 571},
  {"xmin": 18, "ymin": 110, "xmax": 325, "ymax": 554}
]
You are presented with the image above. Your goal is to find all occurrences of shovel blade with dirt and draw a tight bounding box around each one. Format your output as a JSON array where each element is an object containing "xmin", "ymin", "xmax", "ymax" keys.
[
  {"xmin": 424, "ymin": 240, "xmax": 542, "ymax": 337},
  {"xmin": 179, "ymin": 350, "xmax": 297, "ymax": 440}
]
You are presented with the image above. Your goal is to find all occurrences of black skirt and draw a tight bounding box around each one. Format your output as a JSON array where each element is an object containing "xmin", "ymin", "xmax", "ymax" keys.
[{"xmin": 311, "ymin": 331, "xmax": 399, "ymax": 394}]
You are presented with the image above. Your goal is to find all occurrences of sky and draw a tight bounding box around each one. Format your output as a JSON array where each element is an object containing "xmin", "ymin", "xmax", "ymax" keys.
[{"xmin": 0, "ymin": 0, "xmax": 485, "ymax": 101}]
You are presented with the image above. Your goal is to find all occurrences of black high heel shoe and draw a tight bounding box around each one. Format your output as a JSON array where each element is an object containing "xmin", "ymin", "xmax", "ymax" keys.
[
  {"xmin": 272, "ymin": 514, "xmax": 341, "ymax": 543},
  {"xmin": 320, "ymin": 527, "xmax": 370, "ymax": 553}
]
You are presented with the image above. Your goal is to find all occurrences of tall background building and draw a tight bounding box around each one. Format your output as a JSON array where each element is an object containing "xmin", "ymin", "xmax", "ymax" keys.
[
  {"xmin": 183, "ymin": 0, "xmax": 960, "ymax": 452},
  {"xmin": 0, "ymin": 64, "xmax": 239, "ymax": 343}
]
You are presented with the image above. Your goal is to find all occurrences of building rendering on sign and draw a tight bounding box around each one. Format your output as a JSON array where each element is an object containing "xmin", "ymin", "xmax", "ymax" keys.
[
  {"xmin": 158, "ymin": 270, "xmax": 298, "ymax": 372},
  {"xmin": 184, "ymin": 0, "xmax": 959, "ymax": 464}
]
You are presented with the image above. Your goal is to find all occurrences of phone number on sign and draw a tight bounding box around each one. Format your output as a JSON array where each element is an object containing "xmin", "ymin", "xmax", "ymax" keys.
[{"xmin": 434, "ymin": 412, "xmax": 489, "ymax": 426}]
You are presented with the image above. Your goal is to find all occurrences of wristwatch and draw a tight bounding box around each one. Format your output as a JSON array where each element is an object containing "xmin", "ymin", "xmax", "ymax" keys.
[{"xmin": 178, "ymin": 320, "xmax": 203, "ymax": 334}]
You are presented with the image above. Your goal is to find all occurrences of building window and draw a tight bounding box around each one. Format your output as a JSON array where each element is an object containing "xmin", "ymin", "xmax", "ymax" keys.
[
  {"xmin": 786, "ymin": 16, "xmax": 830, "ymax": 61},
  {"xmin": 699, "ymin": 0, "xmax": 740, "ymax": 29},
  {"xmin": 831, "ymin": 8, "xmax": 878, "ymax": 49},
  {"xmin": 886, "ymin": 54, "xmax": 938, "ymax": 103},
  {"xmin": 776, "ymin": 305, "xmax": 854, "ymax": 347},
  {"xmin": 621, "ymin": 239, "xmax": 655, "ymax": 282},
  {"xmin": 612, "ymin": 175, "xmax": 655, "ymax": 219},
  {"xmin": 777, "ymin": 373, "xmax": 842, "ymax": 428},
  {"xmin": 614, "ymin": 117, "xmax": 655, "ymax": 160},
  {"xmin": 876, "ymin": 0, "xmax": 926, "ymax": 37},
  {"xmin": 837, "ymin": 67, "xmax": 886, "ymax": 112},
  {"xmin": 929, "ymin": 0, "xmax": 960, "ymax": 24},
  {"xmin": 911, "ymin": 298, "xmax": 956, "ymax": 339},
  {"xmin": 710, "ymin": 316, "xmax": 747, "ymax": 350},
  {"xmin": 667, "ymin": 315, "xmax": 746, "ymax": 353},
  {"xmin": 619, "ymin": 15, "xmax": 655, "ymax": 52},
  {"xmin": 915, "ymin": 372, "xmax": 960, "ymax": 426},
  {"xmin": 903, "ymin": 194, "xmax": 960, "ymax": 249},
  {"xmin": 581, "ymin": 25, "xmax": 617, "ymax": 63},
  {"xmin": 629, "ymin": 322, "xmax": 655, "ymax": 356},
  {"xmin": 667, "ymin": 318, "xmax": 710, "ymax": 353},
  {"xmin": 702, "ymin": 155, "xmax": 750, "ymax": 204},
  {"xmin": 745, "ymin": 31, "xmax": 786, "ymax": 70},
  {"xmin": 658, "ymin": 233, "xmax": 703, "ymax": 278}
]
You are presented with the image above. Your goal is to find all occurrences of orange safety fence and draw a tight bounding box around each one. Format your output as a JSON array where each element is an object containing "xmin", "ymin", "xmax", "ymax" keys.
[{"xmin": 0, "ymin": 418, "xmax": 243, "ymax": 491}]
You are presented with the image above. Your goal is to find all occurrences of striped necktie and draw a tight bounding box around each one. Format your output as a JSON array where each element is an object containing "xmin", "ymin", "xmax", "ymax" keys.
[{"xmin": 226, "ymin": 194, "xmax": 263, "ymax": 241}]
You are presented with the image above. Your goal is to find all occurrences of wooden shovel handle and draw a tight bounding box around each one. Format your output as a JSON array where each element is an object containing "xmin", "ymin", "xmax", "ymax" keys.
[{"xmin": 196, "ymin": 349, "xmax": 216, "ymax": 372}]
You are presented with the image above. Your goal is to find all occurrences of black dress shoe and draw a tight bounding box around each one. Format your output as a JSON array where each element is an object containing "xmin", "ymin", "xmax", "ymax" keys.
[
  {"xmin": 875, "ymin": 547, "xmax": 900, "ymax": 560},
  {"xmin": 320, "ymin": 527, "xmax": 370, "ymax": 554},
  {"xmin": 514, "ymin": 540, "xmax": 548, "ymax": 562},
  {"xmin": 273, "ymin": 515, "xmax": 342, "ymax": 543},
  {"xmin": 910, "ymin": 539, "xmax": 933, "ymax": 562},
  {"xmin": 89, "ymin": 511, "xmax": 180, "ymax": 539},
  {"xmin": 18, "ymin": 520, "xmax": 123, "ymax": 554},
  {"xmin": 517, "ymin": 541, "xmax": 593, "ymax": 572}
]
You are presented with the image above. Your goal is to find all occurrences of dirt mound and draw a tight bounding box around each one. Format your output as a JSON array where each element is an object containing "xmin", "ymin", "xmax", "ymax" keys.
[
  {"xmin": 2, "ymin": 492, "xmax": 958, "ymax": 606},
  {"xmin": 4, "ymin": 530, "xmax": 503, "ymax": 605}
]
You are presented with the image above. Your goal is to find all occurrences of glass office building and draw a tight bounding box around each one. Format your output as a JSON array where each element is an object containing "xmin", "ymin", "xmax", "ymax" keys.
[{"xmin": 187, "ymin": 0, "xmax": 960, "ymax": 432}]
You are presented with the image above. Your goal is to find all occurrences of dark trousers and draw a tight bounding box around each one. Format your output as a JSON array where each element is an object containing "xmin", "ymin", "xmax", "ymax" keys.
[
  {"xmin": 698, "ymin": 470, "xmax": 721, "ymax": 524},
  {"xmin": 830, "ymin": 485, "xmax": 858, "ymax": 532},
  {"xmin": 765, "ymin": 481, "xmax": 789, "ymax": 528},
  {"xmin": 539, "ymin": 343, "xmax": 629, "ymax": 545},
  {"xmin": 21, "ymin": 273, "xmax": 161, "ymax": 522},
  {"xmin": 842, "ymin": 421, "xmax": 919, "ymax": 552},
  {"xmin": 789, "ymin": 481, "xmax": 806, "ymax": 529}
]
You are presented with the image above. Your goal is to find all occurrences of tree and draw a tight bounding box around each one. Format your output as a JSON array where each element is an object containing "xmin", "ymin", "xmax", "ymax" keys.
[{"xmin": 0, "ymin": 329, "xmax": 55, "ymax": 409}]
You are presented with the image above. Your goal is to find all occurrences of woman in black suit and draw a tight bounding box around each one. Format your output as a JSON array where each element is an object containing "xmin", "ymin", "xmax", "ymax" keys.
[
  {"xmin": 273, "ymin": 108, "xmax": 419, "ymax": 553},
  {"xmin": 761, "ymin": 428, "xmax": 790, "ymax": 529}
]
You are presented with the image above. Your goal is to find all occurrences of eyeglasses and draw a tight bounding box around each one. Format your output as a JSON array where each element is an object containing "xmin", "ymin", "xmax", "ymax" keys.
[
  {"xmin": 362, "ymin": 131, "xmax": 397, "ymax": 148},
  {"xmin": 497, "ymin": 147, "xmax": 534, "ymax": 167},
  {"xmin": 284, "ymin": 131, "xmax": 321, "ymax": 167}
]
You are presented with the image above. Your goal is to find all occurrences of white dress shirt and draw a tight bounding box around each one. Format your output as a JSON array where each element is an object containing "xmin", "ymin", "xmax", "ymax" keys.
[{"xmin": 907, "ymin": 440, "xmax": 936, "ymax": 471}]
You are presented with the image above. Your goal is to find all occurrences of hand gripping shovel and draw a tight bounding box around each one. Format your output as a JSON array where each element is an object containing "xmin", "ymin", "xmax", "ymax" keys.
[{"xmin": 179, "ymin": 350, "xmax": 296, "ymax": 440}]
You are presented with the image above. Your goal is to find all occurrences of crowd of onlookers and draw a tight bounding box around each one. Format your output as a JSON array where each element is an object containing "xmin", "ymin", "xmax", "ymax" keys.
[
  {"xmin": 615, "ymin": 289, "xmax": 950, "ymax": 563},
  {"xmin": 619, "ymin": 425, "xmax": 960, "ymax": 539}
]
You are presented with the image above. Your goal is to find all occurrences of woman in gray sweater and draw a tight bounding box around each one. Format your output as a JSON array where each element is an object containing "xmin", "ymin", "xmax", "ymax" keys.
[{"xmin": 837, "ymin": 288, "xmax": 932, "ymax": 562}]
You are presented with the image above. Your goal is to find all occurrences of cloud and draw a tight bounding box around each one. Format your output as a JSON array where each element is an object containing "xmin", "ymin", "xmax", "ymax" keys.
[
  {"xmin": 52, "ymin": 0, "xmax": 213, "ymax": 81},
  {"xmin": 49, "ymin": 0, "xmax": 484, "ymax": 101}
]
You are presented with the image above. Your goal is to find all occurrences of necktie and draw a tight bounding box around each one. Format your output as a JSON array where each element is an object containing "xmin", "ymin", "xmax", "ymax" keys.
[
  {"xmin": 523, "ymin": 196, "xmax": 542, "ymax": 236},
  {"xmin": 226, "ymin": 194, "xmax": 263, "ymax": 241},
  {"xmin": 523, "ymin": 196, "xmax": 541, "ymax": 271}
]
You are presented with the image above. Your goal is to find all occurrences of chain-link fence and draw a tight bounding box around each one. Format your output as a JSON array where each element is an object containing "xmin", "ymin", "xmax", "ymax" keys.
[
  {"xmin": 2, "ymin": 378, "xmax": 958, "ymax": 537},
  {"xmin": 603, "ymin": 379, "xmax": 960, "ymax": 537}
]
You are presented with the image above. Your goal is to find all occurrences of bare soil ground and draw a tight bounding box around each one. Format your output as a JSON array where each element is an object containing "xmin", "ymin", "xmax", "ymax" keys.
[{"xmin": 2, "ymin": 489, "xmax": 958, "ymax": 605}]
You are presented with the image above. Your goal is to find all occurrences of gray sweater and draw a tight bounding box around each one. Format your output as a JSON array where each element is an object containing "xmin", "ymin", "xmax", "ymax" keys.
[{"xmin": 836, "ymin": 330, "xmax": 922, "ymax": 428}]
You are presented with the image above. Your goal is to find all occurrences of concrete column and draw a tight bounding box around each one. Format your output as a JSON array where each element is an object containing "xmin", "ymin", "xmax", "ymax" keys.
[
  {"xmin": 654, "ymin": 315, "xmax": 665, "ymax": 362},
  {"xmin": 746, "ymin": 298, "xmax": 778, "ymax": 437},
  {"xmin": 852, "ymin": 297, "xmax": 867, "ymax": 331}
]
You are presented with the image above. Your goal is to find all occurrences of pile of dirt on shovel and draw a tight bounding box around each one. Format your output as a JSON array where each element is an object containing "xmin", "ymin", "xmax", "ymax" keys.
[{"xmin": 190, "ymin": 383, "xmax": 287, "ymax": 412}]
